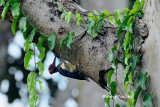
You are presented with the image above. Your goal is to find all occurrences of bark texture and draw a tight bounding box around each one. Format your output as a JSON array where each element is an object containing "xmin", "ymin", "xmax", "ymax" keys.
[
  {"xmin": 0, "ymin": 0, "xmax": 159, "ymax": 105},
  {"xmin": 140, "ymin": 0, "xmax": 160, "ymax": 106},
  {"xmin": 20, "ymin": 0, "xmax": 124, "ymax": 94}
]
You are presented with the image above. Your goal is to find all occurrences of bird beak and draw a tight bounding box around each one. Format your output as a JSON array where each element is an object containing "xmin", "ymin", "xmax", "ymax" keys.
[
  {"xmin": 52, "ymin": 56, "xmax": 56, "ymax": 69},
  {"xmin": 48, "ymin": 57, "xmax": 57, "ymax": 75}
]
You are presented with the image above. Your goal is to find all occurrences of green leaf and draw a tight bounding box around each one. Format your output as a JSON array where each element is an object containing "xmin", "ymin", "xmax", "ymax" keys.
[
  {"xmin": 11, "ymin": 3, "xmax": 20, "ymax": 17},
  {"xmin": 122, "ymin": 8, "xmax": 129, "ymax": 28},
  {"xmin": 137, "ymin": 72, "xmax": 148, "ymax": 89},
  {"xmin": 107, "ymin": 70, "xmax": 114, "ymax": 89},
  {"xmin": 11, "ymin": 16, "xmax": 19, "ymax": 36},
  {"xmin": 129, "ymin": 1, "xmax": 140, "ymax": 16},
  {"xmin": 105, "ymin": 102, "xmax": 110, "ymax": 107},
  {"xmin": 60, "ymin": 32, "xmax": 75, "ymax": 49},
  {"xmin": 115, "ymin": 103, "xmax": 120, "ymax": 107},
  {"xmin": 38, "ymin": 47, "xmax": 45, "ymax": 60},
  {"xmin": 56, "ymin": 1, "xmax": 62, "ymax": 11},
  {"xmin": 123, "ymin": 32, "xmax": 130, "ymax": 50},
  {"xmin": 116, "ymin": 26, "xmax": 123, "ymax": 41},
  {"xmin": 60, "ymin": 38, "xmax": 66, "ymax": 49},
  {"xmin": 108, "ymin": 18, "xmax": 116, "ymax": 27},
  {"xmin": 9, "ymin": 0, "xmax": 19, "ymax": 5},
  {"xmin": 124, "ymin": 65, "xmax": 130, "ymax": 79},
  {"xmin": 137, "ymin": 10, "xmax": 144, "ymax": 17},
  {"xmin": 36, "ymin": 35, "xmax": 46, "ymax": 50},
  {"xmin": 127, "ymin": 16, "xmax": 133, "ymax": 25},
  {"xmin": 111, "ymin": 58, "xmax": 117, "ymax": 69},
  {"xmin": 27, "ymin": 71, "xmax": 37, "ymax": 92},
  {"xmin": 114, "ymin": 9, "xmax": 121, "ymax": 25},
  {"xmin": 24, "ymin": 39, "xmax": 31, "ymax": 52},
  {"xmin": 125, "ymin": 54, "xmax": 130, "ymax": 65},
  {"xmin": 125, "ymin": 48, "xmax": 129, "ymax": 58},
  {"xmin": 102, "ymin": 10, "xmax": 110, "ymax": 17},
  {"xmin": 140, "ymin": 0, "xmax": 145, "ymax": 9},
  {"xmin": 23, "ymin": 24, "xmax": 32, "ymax": 40},
  {"xmin": 87, "ymin": 13, "xmax": 100, "ymax": 38},
  {"xmin": 125, "ymin": 16, "xmax": 133, "ymax": 33},
  {"xmin": 126, "ymin": 22, "xmax": 133, "ymax": 33},
  {"xmin": 66, "ymin": 32, "xmax": 74, "ymax": 49},
  {"xmin": 28, "ymin": 28, "xmax": 37, "ymax": 42},
  {"xmin": 19, "ymin": 17, "xmax": 27, "ymax": 33},
  {"xmin": 111, "ymin": 81, "xmax": 117, "ymax": 96},
  {"xmin": 0, "ymin": 0, "xmax": 5, "ymax": 7},
  {"xmin": 124, "ymin": 48, "xmax": 130, "ymax": 65},
  {"xmin": 129, "ymin": 8, "xmax": 138, "ymax": 16},
  {"xmin": 65, "ymin": 11, "xmax": 72, "ymax": 24},
  {"xmin": 37, "ymin": 61, "xmax": 44, "ymax": 76},
  {"xmin": 29, "ymin": 88, "xmax": 36, "ymax": 97},
  {"xmin": 126, "ymin": 101, "xmax": 134, "ymax": 107},
  {"xmin": 87, "ymin": 19, "xmax": 98, "ymax": 38},
  {"xmin": 143, "ymin": 93, "xmax": 152, "ymax": 107},
  {"xmin": 37, "ymin": 78, "xmax": 43, "ymax": 93},
  {"xmin": 61, "ymin": 13, "xmax": 65, "ymax": 20},
  {"xmin": 95, "ymin": 16, "xmax": 104, "ymax": 32},
  {"xmin": 102, "ymin": 10, "xmax": 116, "ymax": 26},
  {"xmin": 128, "ymin": 72, "xmax": 133, "ymax": 84},
  {"xmin": 87, "ymin": 12, "xmax": 104, "ymax": 38},
  {"xmin": 133, "ymin": 0, "xmax": 140, "ymax": 8},
  {"xmin": 1, "ymin": 1, "xmax": 10, "ymax": 21},
  {"xmin": 75, "ymin": 12, "xmax": 83, "ymax": 27},
  {"xmin": 124, "ymin": 81, "xmax": 129, "ymax": 94},
  {"xmin": 108, "ymin": 45, "xmax": 117, "ymax": 69},
  {"xmin": 133, "ymin": 87, "xmax": 142, "ymax": 106},
  {"xmin": 48, "ymin": 33, "xmax": 56, "ymax": 51},
  {"xmin": 29, "ymin": 95, "xmax": 38, "ymax": 107},
  {"xmin": 104, "ymin": 94, "xmax": 111, "ymax": 107},
  {"xmin": 93, "ymin": 10, "xmax": 99, "ymax": 15},
  {"xmin": 88, "ymin": 13, "xmax": 95, "ymax": 20},
  {"xmin": 108, "ymin": 45, "xmax": 116, "ymax": 62},
  {"xmin": 123, "ymin": 8, "xmax": 129, "ymax": 17},
  {"xmin": 128, "ymin": 91, "xmax": 135, "ymax": 105},
  {"xmin": 130, "ymin": 54, "xmax": 138, "ymax": 72},
  {"xmin": 24, "ymin": 51, "xmax": 32, "ymax": 69}
]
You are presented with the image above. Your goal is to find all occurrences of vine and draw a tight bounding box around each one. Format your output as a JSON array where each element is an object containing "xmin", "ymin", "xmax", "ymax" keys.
[{"xmin": 0, "ymin": 0, "xmax": 154, "ymax": 107}]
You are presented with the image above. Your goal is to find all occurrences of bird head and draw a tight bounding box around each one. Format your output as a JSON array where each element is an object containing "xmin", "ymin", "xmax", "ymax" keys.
[{"xmin": 48, "ymin": 57, "xmax": 57, "ymax": 75}]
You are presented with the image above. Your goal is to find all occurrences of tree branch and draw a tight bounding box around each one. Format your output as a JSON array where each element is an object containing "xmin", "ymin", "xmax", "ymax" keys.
[{"xmin": 0, "ymin": 0, "xmax": 139, "ymax": 101}]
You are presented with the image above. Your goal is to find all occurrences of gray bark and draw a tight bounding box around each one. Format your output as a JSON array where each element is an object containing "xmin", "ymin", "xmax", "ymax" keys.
[{"xmin": 140, "ymin": 0, "xmax": 160, "ymax": 106}]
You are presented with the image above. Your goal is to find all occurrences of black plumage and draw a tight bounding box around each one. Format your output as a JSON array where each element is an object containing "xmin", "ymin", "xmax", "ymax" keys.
[{"xmin": 48, "ymin": 57, "xmax": 89, "ymax": 82}]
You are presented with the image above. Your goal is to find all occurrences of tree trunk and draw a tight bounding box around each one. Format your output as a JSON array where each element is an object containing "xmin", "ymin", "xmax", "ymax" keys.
[
  {"xmin": 0, "ymin": 0, "xmax": 160, "ymax": 106},
  {"xmin": 140, "ymin": 0, "xmax": 160, "ymax": 106}
]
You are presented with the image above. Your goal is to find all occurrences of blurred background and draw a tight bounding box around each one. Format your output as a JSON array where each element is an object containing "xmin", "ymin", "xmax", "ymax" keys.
[{"xmin": 0, "ymin": 0, "xmax": 135, "ymax": 107}]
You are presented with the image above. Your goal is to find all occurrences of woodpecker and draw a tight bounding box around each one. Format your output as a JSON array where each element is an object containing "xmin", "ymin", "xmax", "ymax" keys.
[{"xmin": 48, "ymin": 57, "xmax": 89, "ymax": 82}]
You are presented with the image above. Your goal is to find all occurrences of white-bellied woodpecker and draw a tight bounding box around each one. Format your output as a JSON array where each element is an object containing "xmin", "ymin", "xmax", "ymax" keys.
[{"xmin": 48, "ymin": 57, "xmax": 89, "ymax": 82}]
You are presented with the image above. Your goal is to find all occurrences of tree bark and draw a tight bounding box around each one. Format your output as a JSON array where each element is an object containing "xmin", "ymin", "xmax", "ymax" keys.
[
  {"xmin": 0, "ymin": 0, "xmax": 160, "ymax": 106},
  {"xmin": 140, "ymin": 0, "xmax": 160, "ymax": 106},
  {"xmin": 16, "ymin": 0, "xmax": 130, "ymax": 97}
]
